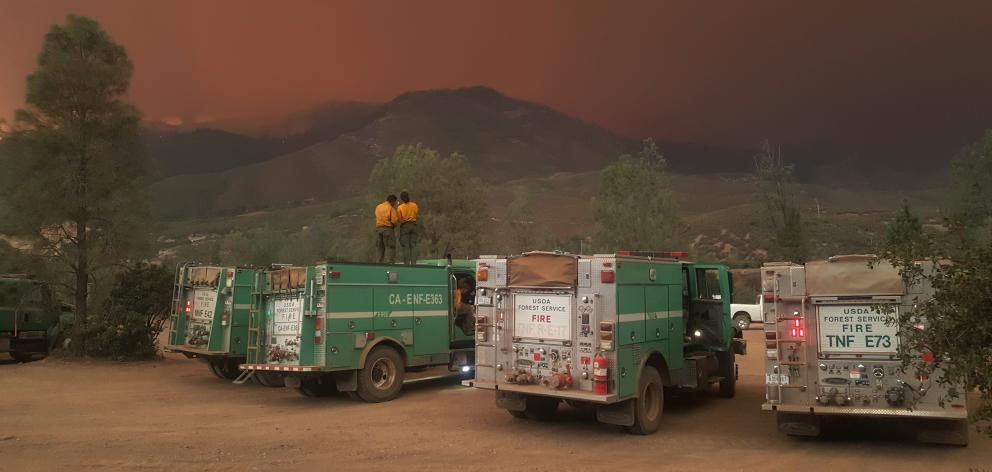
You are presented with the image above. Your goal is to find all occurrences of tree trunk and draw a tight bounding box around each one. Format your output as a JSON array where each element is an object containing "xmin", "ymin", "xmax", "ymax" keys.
[
  {"xmin": 73, "ymin": 150, "xmax": 90, "ymax": 354},
  {"xmin": 73, "ymin": 216, "xmax": 88, "ymax": 354}
]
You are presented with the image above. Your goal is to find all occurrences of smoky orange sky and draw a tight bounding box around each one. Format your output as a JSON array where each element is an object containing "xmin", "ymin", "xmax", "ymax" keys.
[{"xmin": 2, "ymin": 0, "xmax": 992, "ymax": 161}]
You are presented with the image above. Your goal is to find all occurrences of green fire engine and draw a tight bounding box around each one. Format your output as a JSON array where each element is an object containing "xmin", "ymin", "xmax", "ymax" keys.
[
  {"xmin": 239, "ymin": 259, "xmax": 476, "ymax": 401},
  {"xmin": 166, "ymin": 264, "xmax": 281, "ymax": 386},
  {"xmin": 1, "ymin": 274, "xmax": 71, "ymax": 362},
  {"xmin": 467, "ymin": 251, "xmax": 745, "ymax": 434}
]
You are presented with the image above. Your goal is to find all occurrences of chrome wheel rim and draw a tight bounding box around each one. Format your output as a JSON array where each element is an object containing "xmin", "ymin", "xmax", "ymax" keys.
[{"xmin": 371, "ymin": 357, "xmax": 396, "ymax": 390}]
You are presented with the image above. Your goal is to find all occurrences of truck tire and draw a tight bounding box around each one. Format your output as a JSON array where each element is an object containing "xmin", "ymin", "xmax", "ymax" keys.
[
  {"xmin": 297, "ymin": 376, "xmax": 338, "ymax": 397},
  {"xmin": 777, "ymin": 412, "xmax": 821, "ymax": 437},
  {"xmin": 733, "ymin": 313, "xmax": 751, "ymax": 331},
  {"xmin": 208, "ymin": 359, "xmax": 240, "ymax": 379},
  {"xmin": 523, "ymin": 395, "xmax": 559, "ymax": 420},
  {"xmin": 718, "ymin": 351, "xmax": 736, "ymax": 398},
  {"xmin": 10, "ymin": 352, "xmax": 36, "ymax": 363},
  {"xmin": 356, "ymin": 345, "xmax": 405, "ymax": 402},
  {"xmin": 254, "ymin": 371, "xmax": 285, "ymax": 388},
  {"xmin": 917, "ymin": 418, "xmax": 969, "ymax": 446},
  {"xmin": 507, "ymin": 409, "xmax": 529, "ymax": 419},
  {"xmin": 625, "ymin": 367, "xmax": 664, "ymax": 435}
]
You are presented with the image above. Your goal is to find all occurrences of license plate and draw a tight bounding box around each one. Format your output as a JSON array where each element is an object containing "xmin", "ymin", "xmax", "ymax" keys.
[{"xmin": 766, "ymin": 373, "xmax": 789, "ymax": 385}]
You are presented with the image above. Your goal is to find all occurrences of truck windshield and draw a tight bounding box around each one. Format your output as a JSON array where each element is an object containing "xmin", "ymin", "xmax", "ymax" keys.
[{"xmin": 696, "ymin": 269, "xmax": 723, "ymax": 301}]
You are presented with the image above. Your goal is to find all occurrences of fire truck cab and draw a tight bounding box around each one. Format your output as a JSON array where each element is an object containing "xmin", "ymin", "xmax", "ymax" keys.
[
  {"xmin": 761, "ymin": 255, "xmax": 969, "ymax": 446},
  {"xmin": 467, "ymin": 251, "xmax": 744, "ymax": 434}
]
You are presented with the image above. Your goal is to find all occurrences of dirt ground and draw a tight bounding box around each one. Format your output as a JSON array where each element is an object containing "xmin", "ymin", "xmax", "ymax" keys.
[{"xmin": 1, "ymin": 329, "xmax": 989, "ymax": 472}]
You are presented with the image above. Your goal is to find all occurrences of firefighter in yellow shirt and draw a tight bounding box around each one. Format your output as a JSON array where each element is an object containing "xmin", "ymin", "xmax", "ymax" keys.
[
  {"xmin": 396, "ymin": 191, "xmax": 419, "ymax": 264},
  {"xmin": 373, "ymin": 194, "xmax": 399, "ymax": 263}
]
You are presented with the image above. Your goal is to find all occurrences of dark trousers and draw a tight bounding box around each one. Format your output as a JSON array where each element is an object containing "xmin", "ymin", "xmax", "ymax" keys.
[
  {"xmin": 375, "ymin": 227, "xmax": 396, "ymax": 263},
  {"xmin": 399, "ymin": 222, "xmax": 418, "ymax": 264}
]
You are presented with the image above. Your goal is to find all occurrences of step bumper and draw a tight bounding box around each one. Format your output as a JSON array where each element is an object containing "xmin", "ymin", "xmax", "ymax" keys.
[{"xmin": 239, "ymin": 364, "xmax": 321, "ymax": 373}]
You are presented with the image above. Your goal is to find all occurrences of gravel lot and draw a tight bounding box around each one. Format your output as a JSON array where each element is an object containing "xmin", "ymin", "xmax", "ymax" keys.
[{"xmin": 1, "ymin": 329, "xmax": 989, "ymax": 471}]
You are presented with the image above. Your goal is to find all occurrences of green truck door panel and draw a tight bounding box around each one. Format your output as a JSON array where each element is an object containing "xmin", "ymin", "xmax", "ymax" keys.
[
  {"xmin": 327, "ymin": 286, "xmax": 373, "ymax": 332},
  {"xmin": 644, "ymin": 285, "xmax": 669, "ymax": 342},
  {"xmin": 412, "ymin": 286, "xmax": 449, "ymax": 356},
  {"xmin": 616, "ymin": 285, "xmax": 645, "ymax": 346},
  {"xmin": 687, "ymin": 264, "xmax": 731, "ymax": 350},
  {"xmin": 616, "ymin": 346, "xmax": 638, "ymax": 399},
  {"xmin": 668, "ymin": 285, "xmax": 685, "ymax": 370},
  {"xmin": 373, "ymin": 287, "xmax": 413, "ymax": 331}
]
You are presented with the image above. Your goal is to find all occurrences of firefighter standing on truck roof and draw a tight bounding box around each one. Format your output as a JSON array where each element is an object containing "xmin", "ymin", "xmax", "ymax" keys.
[
  {"xmin": 397, "ymin": 191, "xmax": 419, "ymax": 265},
  {"xmin": 374, "ymin": 194, "xmax": 399, "ymax": 263}
]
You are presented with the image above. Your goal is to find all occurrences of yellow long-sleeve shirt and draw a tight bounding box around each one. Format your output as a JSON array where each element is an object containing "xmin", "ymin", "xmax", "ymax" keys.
[
  {"xmin": 397, "ymin": 201, "xmax": 419, "ymax": 223},
  {"xmin": 374, "ymin": 201, "xmax": 398, "ymax": 228}
]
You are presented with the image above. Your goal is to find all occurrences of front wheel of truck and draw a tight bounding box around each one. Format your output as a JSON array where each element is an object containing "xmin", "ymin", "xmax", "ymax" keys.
[
  {"xmin": 625, "ymin": 367, "xmax": 664, "ymax": 435},
  {"xmin": 717, "ymin": 351, "xmax": 736, "ymax": 398},
  {"xmin": 356, "ymin": 345, "xmax": 405, "ymax": 402}
]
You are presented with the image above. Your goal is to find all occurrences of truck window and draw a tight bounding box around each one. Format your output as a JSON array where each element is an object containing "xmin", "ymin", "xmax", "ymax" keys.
[
  {"xmin": 0, "ymin": 284, "xmax": 18, "ymax": 307},
  {"xmin": 0, "ymin": 283, "xmax": 44, "ymax": 308},
  {"xmin": 696, "ymin": 269, "xmax": 723, "ymax": 300}
]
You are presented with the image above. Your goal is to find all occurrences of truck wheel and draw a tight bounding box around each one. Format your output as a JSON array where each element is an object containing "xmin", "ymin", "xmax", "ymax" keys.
[
  {"xmin": 10, "ymin": 352, "xmax": 36, "ymax": 363},
  {"xmin": 356, "ymin": 345, "xmax": 405, "ymax": 402},
  {"xmin": 917, "ymin": 419, "xmax": 969, "ymax": 446},
  {"xmin": 208, "ymin": 359, "xmax": 240, "ymax": 379},
  {"xmin": 507, "ymin": 409, "xmax": 529, "ymax": 419},
  {"xmin": 296, "ymin": 376, "xmax": 338, "ymax": 397},
  {"xmin": 777, "ymin": 412, "xmax": 821, "ymax": 437},
  {"xmin": 254, "ymin": 371, "xmax": 285, "ymax": 388},
  {"xmin": 733, "ymin": 313, "xmax": 751, "ymax": 331},
  {"xmin": 523, "ymin": 395, "xmax": 559, "ymax": 420},
  {"xmin": 625, "ymin": 367, "xmax": 664, "ymax": 435},
  {"xmin": 718, "ymin": 351, "xmax": 736, "ymax": 398}
]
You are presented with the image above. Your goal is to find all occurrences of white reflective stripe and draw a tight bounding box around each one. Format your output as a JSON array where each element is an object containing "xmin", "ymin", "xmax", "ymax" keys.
[
  {"xmin": 415, "ymin": 310, "xmax": 448, "ymax": 318},
  {"xmin": 619, "ymin": 310, "xmax": 682, "ymax": 322},
  {"xmin": 233, "ymin": 304, "xmax": 252, "ymax": 310},
  {"xmin": 327, "ymin": 310, "xmax": 449, "ymax": 319},
  {"xmin": 326, "ymin": 312, "xmax": 374, "ymax": 319}
]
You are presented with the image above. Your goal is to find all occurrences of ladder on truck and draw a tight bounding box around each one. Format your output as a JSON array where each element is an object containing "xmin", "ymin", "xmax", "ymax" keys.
[
  {"xmin": 234, "ymin": 271, "xmax": 265, "ymax": 385},
  {"xmin": 767, "ymin": 271, "xmax": 809, "ymax": 404},
  {"xmin": 167, "ymin": 262, "xmax": 194, "ymax": 346}
]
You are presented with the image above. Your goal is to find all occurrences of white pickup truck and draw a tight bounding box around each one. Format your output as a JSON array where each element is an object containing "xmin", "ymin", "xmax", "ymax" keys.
[{"xmin": 731, "ymin": 295, "xmax": 763, "ymax": 330}]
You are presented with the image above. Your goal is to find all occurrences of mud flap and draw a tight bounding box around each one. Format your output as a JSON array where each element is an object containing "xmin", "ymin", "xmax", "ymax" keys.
[
  {"xmin": 777, "ymin": 412, "xmax": 821, "ymax": 437},
  {"xmin": 334, "ymin": 370, "xmax": 358, "ymax": 392},
  {"xmin": 596, "ymin": 398, "xmax": 635, "ymax": 426},
  {"xmin": 496, "ymin": 391, "xmax": 526, "ymax": 412},
  {"xmin": 732, "ymin": 338, "xmax": 747, "ymax": 355}
]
